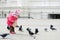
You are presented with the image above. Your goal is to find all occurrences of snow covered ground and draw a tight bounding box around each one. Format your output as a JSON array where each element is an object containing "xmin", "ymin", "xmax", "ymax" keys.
[{"xmin": 0, "ymin": 18, "xmax": 60, "ymax": 40}]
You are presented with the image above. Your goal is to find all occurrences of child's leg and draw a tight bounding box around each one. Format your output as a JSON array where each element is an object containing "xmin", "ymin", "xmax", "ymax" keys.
[
  {"xmin": 10, "ymin": 26, "xmax": 16, "ymax": 34},
  {"xmin": 12, "ymin": 21, "xmax": 17, "ymax": 27},
  {"xmin": 9, "ymin": 21, "xmax": 18, "ymax": 34}
]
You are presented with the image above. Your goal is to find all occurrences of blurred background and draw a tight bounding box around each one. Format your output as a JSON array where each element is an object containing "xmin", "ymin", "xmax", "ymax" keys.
[
  {"xmin": 0, "ymin": 1, "xmax": 60, "ymax": 40},
  {"xmin": 0, "ymin": 0, "xmax": 60, "ymax": 19}
]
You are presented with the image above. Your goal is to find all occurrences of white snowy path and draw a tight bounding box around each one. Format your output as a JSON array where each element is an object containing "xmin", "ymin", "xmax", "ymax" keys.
[{"xmin": 0, "ymin": 19, "xmax": 60, "ymax": 40}]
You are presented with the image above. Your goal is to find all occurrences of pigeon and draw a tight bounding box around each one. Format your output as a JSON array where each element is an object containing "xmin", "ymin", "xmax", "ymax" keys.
[
  {"xmin": 50, "ymin": 25, "xmax": 56, "ymax": 30},
  {"xmin": 44, "ymin": 28, "xmax": 48, "ymax": 32},
  {"xmin": 19, "ymin": 25, "xmax": 23, "ymax": 31},
  {"xmin": 35, "ymin": 28, "xmax": 39, "ymax": 34},
  {"xmin": 0, "ymin": 33, "xmax": 9, "ymax": 39},
  {"xmin": 50, "ymin": 25, "xmax": 53, "ymax": 29},
  {"xmin": 26, "ymin": 28, "xmax": 34, "ymax": 35},
  {"xmin": 7, "ymin": 26, "xmax": 10, "ymax": 30},
  {"xmin": 50, "ymin": 28, "xmax": 56, "ymax": 30}
]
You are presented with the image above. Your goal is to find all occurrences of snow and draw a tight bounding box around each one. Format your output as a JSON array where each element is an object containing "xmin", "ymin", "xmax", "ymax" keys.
[{"xmin": 0, "ymin": 18, "xmax": 60, "ymax": 40}]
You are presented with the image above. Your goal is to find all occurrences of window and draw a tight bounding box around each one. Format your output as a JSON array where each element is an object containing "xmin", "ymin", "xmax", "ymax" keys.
[{"xmin": 48, "ymin": 14, "xmax": 60, "ymax": 19}]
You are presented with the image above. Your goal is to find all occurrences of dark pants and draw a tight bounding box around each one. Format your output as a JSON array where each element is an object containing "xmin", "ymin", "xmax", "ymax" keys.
[
  {"xmin": 7, "ymin": 26, "xmax": 15, "ymax": 32},
  {"xmin": 10, "ymin": 26, "xmax": 14, "ymax": 32}
]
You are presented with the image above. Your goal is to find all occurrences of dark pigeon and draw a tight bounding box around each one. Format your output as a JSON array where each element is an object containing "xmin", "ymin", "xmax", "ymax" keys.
[
  {"xmin": 50, "ymin": 28, "xmax": 56, "ymax": 30},
  {"xmin": 26, "ymin": 28, "xmax": 34, "ymax": 35},
  {"xmin": 19, "ymin": 25, "xmax": 23, "ymax": 31},
  {"xmin": 50, "ymin": 25, "xmax": 56, "ymax": 30},
  {"xmin": 0, "ymin": 33, "xmax": 9, "ymax": 39},
  {"xmin": 35, "ymin": 28, "xmax": 39, "ymax": 34}
]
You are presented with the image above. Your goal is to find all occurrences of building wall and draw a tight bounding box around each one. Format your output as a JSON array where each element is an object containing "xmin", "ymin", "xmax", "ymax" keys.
[
  {"xmin": 0, "ymin": 0, "xmax": 60, "ymax": 19},
  {"xmin": 22, "ymin": 0, "xmax": 60, "ymax": 19}
]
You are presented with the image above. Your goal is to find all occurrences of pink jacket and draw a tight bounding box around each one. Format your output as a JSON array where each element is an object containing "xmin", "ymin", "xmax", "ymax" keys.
[{"xmin": 7, "ymin": 12, "xmax": 18, "ymax": 26}]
